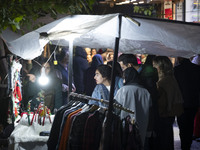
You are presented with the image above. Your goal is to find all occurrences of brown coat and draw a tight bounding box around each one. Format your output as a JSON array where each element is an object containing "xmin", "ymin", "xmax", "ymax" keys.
[{"xmin": 157, "ymin": 75, "xmax": 184, "ymax": 117}]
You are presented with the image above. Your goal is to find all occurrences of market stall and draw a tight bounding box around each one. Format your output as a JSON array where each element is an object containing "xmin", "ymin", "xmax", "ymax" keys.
[{"xmin": 1, "ymin": 13, "xmax": 200, "ymax": 150}]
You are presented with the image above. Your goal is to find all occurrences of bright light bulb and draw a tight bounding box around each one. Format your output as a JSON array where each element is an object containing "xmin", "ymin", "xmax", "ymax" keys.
[{"xmin": 38, "ymin": 67, "xmax": 49, "ymax": 86}]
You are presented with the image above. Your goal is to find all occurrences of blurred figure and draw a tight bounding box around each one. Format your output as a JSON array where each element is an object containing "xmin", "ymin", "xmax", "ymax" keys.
[
  {"xmin": 55, "ymin": 47, "xmax": 76, "ymax": 105},
  {"xmin": 114, "ymin": 67, "xmax": 151, "ymax": 148},
  {"xmin": 144, "ymin": 55, "xmax": 156, "ymax": 66},
  {"xmin": 91, "ymin": 48, "xmax": 97, "ymax": 58},
  {"xmin": 24, "ymin": 57, "xmax": 63, "ymax": 112},
  {"xmin": 73, "ymin": 46, "xmax": 89, "ymax": 94},
  {"xmin": 84, "ymin": 54, "xmax": 103, "ymax": 96},
  {"xmin": 85, "ymin": 47, "xmax": 92, "ymax": 64},
  {"xmin": 191, "ymin": 54, "xmax": 200, "ymax": 140},
  {"xmin": 106, "ymin": 51, "xmax": 114, "ymax": 63},
  {"xmin": 153, "ymin": 56, "xmax": 184, "ymax": 150},
  {"xmin": 87, "ymin": 54, "xmax": 92, "ymax": 64},
  {"xmin": 174, "ymin": 57, "xmax": 200, "ymax": 150}
]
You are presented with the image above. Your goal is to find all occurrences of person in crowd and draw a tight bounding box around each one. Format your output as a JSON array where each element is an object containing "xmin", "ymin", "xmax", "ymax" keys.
[
  {"xmin": 152, "ymin": 56, "xmax": 184, "ymax": 150},
  {"xmin": 144, "ymin": 55, "xmax": 156, "ymax": 66},
  {"xmin": 107, "ymin": 61, "xmax": 123, "ymax": 92},
  {"xmin": 118, "ymin": 53, "xmax": 159, "ymax": 150},
  {"xmin": 114, "ymin": 67, "xmax": 151, "ymax": 148},
  {"xmin": 23, "ymin": 57, "xmax": 63, "ymax": 112},
  {"xmin": 118, "ymin": 54, "xmax": 158, "ymax": 91},
  {"xmin": 84, "ymin": 54, "xmax": 103, "ymax": 96},
  {"xmin": 73, "ymin": 46, "xmax": 89, "ymax": 94},
  {"xmin": 191, "ymin": 55, "xmax": 200, "ymax": 140},
  {"xmin": 174, "ymin": 57, "xmax": 200, "ymax": 150},
  {"xmin": 85, "ymin": 47, "xmax": 92, "ymax": 64},
  {"xmin": 55, "ymin": 47, "xmax": 76, "ymax": 105},
  {"xmin": 89, "ymin": 64, "xmax": 119, "ymax": 107},
  {"xmin": 91, "ymin": 48, "xmax": 97, "ymax": 58}
]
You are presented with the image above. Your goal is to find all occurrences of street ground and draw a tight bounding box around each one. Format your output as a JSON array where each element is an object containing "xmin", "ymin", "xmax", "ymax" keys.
[{"xmin": 174, "ymin": 122, "xmax": 200, "ymax": 150}]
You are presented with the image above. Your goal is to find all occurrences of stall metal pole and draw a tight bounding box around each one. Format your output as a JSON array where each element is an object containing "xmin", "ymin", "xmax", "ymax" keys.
[
  {"xmin": 68, "ymin": 40, "xmax": 73, "ymax": 101},
  {"xmin": 103, "ymin": 14, "xmax": 122, "ymax": 150}
]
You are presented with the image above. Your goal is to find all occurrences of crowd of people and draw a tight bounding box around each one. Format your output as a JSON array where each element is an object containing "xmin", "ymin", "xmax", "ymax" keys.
[{"xmin": 21, "ymin": 46, "xmax": 200, "ymax": 150}]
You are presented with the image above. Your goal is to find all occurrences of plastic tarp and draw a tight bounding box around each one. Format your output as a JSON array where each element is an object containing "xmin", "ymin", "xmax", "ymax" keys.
[
  {"xmin": 1, "ymin": 13, "xmax": 200, "ymax": 60},
  {"xmin": 8, "ymin": 114, "xmax": 54, "ymax": 150}
]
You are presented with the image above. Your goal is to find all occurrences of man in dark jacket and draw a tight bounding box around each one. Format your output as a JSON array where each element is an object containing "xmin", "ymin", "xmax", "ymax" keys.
[{"xmin": 174, "ymin": 57, "xmax": 200, "ymax": 150}]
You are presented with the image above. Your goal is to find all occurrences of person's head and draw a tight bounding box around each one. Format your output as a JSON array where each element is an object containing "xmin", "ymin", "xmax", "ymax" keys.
[
  {"xmin": 75, "ymin": 46, "xmax": 87, "ymax": 58},
  {"xmin": 58, "ymin": 47, "xmax": 69, "ymax": 64},
  {"xmin": 91, "ymin": 54, "xmax": 103, "ymax": 68},
  {"xmin": 94, "ymin": 64, "xmax": 112, "ymax": 86},
  {"xmin": 87, "ymin": 54, "xmax": 92, "ymax": 63},
  {"xmin": 123, "ymin": 67, "xmax": 140, "ymax": 85},
  {"xmin": 91, "ymin": 48, "xmax": 97, "ymax": 56},
  {"xmin": 118, "ymin": 54, "xmax": 138, "ymax": 71},
  {"xmin": 106, "ymin": 52, "xmax": 114, "ymax": 62},
  {"xmin": 152, "ymin": 56, "xmax": 173, "ymax": 79},
  {"xmin": 85, "ymin": 48, "xmax": 91, "ymax": 55},
  {"xmin": 107, "ymin": 61, "xmax": 123, "ymax": 77},
  {"xmin": 144, "ymin": 55, "xmax": 156, "ymax": 66}
]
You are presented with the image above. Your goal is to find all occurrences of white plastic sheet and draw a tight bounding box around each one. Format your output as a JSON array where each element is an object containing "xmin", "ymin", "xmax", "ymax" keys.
[
  {"xmin": 9, "ymin": 114, "xmax": 54, "ymax": 150},
  {"xmin": 1, "ymin": 14, "xmax": 200, "ymax": 59}
]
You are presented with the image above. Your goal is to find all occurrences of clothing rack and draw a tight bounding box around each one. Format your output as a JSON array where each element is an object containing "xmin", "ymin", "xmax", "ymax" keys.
[{"xmin": 69, "ymin": 92, "xmax": 134, "ymax": 115}]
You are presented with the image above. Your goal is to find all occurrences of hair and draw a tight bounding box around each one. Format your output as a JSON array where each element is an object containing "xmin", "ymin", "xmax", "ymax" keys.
[
  {"xmin": 145, "ymin": 55, "xmax": 156, "ymax": 66},
  {"xmin": 123, "ymin": 67, "xmax": 140, "ymax": 85},
  {"xmin": 153, "ymin": 56, "xmax": 173, "ymax": 78},
  {"xmin": 118, "ymin": 54, "xmax": 138, "ymax": 66},
  {"xmin": 58, "ymin": 47, "xmax": 69, "ymax": 61},
  {"xmin": 96, "ymin": 64, "xmax": 112, "ymax": 81},
  {"xmin": 107, "ymin": 61, "xmax": 123, "ymax": 77}
]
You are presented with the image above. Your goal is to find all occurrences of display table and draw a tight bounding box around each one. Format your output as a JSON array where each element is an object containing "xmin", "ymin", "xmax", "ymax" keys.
[{"xmin": 8, "ymin": 114, "xmax": 54, "ymax": 150}]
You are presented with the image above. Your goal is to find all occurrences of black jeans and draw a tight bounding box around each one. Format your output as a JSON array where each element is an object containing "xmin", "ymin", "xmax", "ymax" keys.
[
  {"xmin": 177, "ymin": 108, "xmax": 198, "ymax": 150},
  {"xmin": 157, "ymin": 116, "xmax": 175, "ymax": 150}
]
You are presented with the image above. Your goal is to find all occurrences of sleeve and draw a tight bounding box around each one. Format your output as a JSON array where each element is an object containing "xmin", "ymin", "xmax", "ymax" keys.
[{"xmin": 88, "ymin": 85, "xmax": 101, "ymax": 106}]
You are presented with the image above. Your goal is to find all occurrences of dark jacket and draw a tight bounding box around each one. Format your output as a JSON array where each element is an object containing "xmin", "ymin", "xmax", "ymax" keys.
[
  {"xmin": 174, "ymin": 59, "xmax": 200, "ymax": 108},
  {"xmin": 73, "ymin": 47, "xmax": 89, "ymax": 94}
]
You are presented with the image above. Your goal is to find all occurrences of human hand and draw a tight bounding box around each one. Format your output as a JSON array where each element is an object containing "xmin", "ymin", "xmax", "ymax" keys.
[
  {"xmin": 27, "ymin": 74, "xmax": 36, "ymax": 82},
  {"xmin": 72, "ymin": 84, "xmax": 76, "ymax": 92}
]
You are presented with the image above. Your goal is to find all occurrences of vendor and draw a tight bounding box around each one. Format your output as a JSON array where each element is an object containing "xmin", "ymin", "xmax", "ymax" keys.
[{"xmin": 23, "ymin": 57, "xmax": 63, "ymax": 113}]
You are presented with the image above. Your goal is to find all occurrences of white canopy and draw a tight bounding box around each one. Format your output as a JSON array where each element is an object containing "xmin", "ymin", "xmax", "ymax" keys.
[{"xmin": 1, "ymin": 13, "xmax": 200, "ymax": 60}]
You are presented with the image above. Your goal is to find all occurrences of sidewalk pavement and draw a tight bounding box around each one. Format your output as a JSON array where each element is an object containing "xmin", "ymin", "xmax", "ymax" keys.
[{"xmin": 173, "ymin": 123, "xmax": 200, "ymax": 150}]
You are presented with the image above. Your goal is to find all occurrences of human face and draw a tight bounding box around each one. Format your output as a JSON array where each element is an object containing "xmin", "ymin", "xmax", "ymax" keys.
[
  {"xmin": 91, "ymin": 49, "xmax": 97, "ymax": 55},
  {"xmin": 119, "ymin": 61, "xmax": 128, "ymax": 71},
  {"xmin": 94, "ymin": 70, "xmax": 106, "ymax": 85}
]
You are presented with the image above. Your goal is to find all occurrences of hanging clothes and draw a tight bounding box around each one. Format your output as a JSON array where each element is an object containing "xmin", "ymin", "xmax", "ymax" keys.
[{"xmin": 47, "ymin": 93, "xmax": 142, "ymax": 150}]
